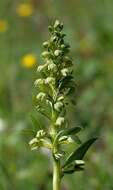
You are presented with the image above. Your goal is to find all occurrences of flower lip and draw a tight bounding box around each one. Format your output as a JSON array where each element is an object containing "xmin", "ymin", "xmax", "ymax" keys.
[
  {"xmin": 36, "ymin": 92, "xmax": 46, "ymax": 101},
  {"xmin": 45, "ymin": 77, "xmax": 55, "ymax": 84},
  {"xmin": 29, "ymin": 138, "xmax": 38, "ymax": 146},
  {"xmin": 34, "ymin": 79, "xmax": 44, "ymax": 86}
]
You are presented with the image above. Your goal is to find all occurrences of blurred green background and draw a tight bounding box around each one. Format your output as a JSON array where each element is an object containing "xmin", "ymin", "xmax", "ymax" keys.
[{"xmin": 0, "ymin": 0, "xmax": 113, "ymax": 190}]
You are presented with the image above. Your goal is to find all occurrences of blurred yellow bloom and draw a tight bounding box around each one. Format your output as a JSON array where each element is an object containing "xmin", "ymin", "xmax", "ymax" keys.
[
  {"xmin": 16, "ymin": 3, "xmax": 34, "ymax": 17},
  {"xmin": 0, "ymin": 20, "xmax": 8, "ymax": 33},
  {"xmin": 22, "ymin": 54, "xmax": 37, "ymax": 68}
]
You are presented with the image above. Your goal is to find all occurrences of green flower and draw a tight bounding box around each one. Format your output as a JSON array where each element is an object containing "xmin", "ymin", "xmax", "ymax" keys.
[
  {"xmin": 36, "ymin": 92, "xmax": 46, "ymax": 101},
  {"xmin": 48, "ymin": 63, "xmax": 57, "ymax": 72},
  {"xmin": 55, "ymin": 117, "xmax": 65, "ymax": 127},
  {"xmin": 36, "ymin": 130, "xmax": 46, "ymax": 138},
  {"xmin": 54, "ymin": 101, "xmax": 63, "ymax": 112}
]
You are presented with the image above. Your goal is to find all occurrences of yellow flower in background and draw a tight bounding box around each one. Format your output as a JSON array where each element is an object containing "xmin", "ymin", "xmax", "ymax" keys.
[
  {"xmin": 16, "ymin": 3, "xmax": 34, "ymax": 17},
  {"xmin": 22, "ymin": 54, "xmax": 37, "ymax": 68},
  {"xmin": 0, "ymin": 20, "xmax": 8, "ymax": 33}
]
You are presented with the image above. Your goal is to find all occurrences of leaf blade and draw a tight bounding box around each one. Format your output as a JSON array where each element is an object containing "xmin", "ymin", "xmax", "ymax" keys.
[
  {"xmin": 63, "ymin": 138, "xmax": 97, "ymax": 168},
  {"xmin": 30, "ymin": 114, "xmax": 42, "ymax": 130},
  {"xmin": 63, "ymin": 126, "xmax": 82, "ymax": 136}
]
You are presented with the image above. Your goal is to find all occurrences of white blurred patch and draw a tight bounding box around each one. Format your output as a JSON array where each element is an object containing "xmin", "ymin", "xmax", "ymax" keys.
[
  {"xmin": 0, "ymin": 118, "xmax": 6, "ymax": 132},
  {"xmin": 40, "ymin": 147, "xmax": 51, "ymax": 157}
]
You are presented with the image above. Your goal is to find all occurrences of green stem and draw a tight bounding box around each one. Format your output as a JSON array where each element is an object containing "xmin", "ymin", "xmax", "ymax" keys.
[{"xmin": 53, "ymin": 158, "xmax": 61, "ymax": 190}]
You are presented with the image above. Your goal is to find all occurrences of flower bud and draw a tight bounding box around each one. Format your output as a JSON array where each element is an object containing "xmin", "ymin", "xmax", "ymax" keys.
[
  {"xmin": 61, "ymin": 68, "xmax": 69, "ymax": 76},
  {"xmin": 31, "ymin": 146, "xmax": 38, "ymax": 151},
  {"xmin": 55, "ymin": 117, "xmax": 65, "ymax": 127},
  {"xmin": 54, "ymin": 50, "xmax": 62, "ymax": 56},
  {"xmin": 61, "ymin": 44, "xmax": 70, "ymax": 49},
  {"xmin": 59, "ymin": 136, "xmax": 68, "ymax": 142},
  {"xmin": 50, "ymin": 36, "xmax": 57, "ymax": 42},
  {"xmin": 59, "ymin": 136, "xmax": 74, "ymax": 144},
  {"xmin": 48, "ymin": 63, "xmax": 57, "ymax": 72},
  {"xmin": 64, "ymin": 56, "xmax": 72, "ymax": 66},
  {"xmin": 75, "ymin": 160, "xmax": 85, "ymax": 166},
  {"xmin": 43, "ymin": 41, "xmax": 49, "ymax": 48},
  {"xmin": 57, "ymin": 96, "xmax": 64, "ymax": 101},
  {"xmin": 61, "ymin": 44, "xmax": 65, "ymax": 49},
  {"xmin": 46, "ymin": 59, "xmax": 53, "ymax": 65},
  {"xmin": 29, "ymin": 138, "xmax": 38, "ymax": 146},
  {"xmin": 54, "ymin": 20, "xmax": 63, "ymax": 30},
  {"xmin": 48, "ymin": 25, "xmax": 53, "ymax": 32},
  {"xmin": 67, "ymin": 137, "xmax": 74, "ymax": 143},
  {"xmin": 54, "ymin": 101, "xmax": 63, "ymax": 112},
  {"xmin": 54, "ymin": 153, "xmax": 63, "ymax": 160},
  {"xmin": 37, "ymin": 65, "xmax": 44, "ymax": 72},
  {"xmin": 54, "ymin": 20, "xmax": 60, "ymax": 28},
  {"xmin": 41, "ymin": 51, "xmax": 50, "ymax": 58},
  {"xmin": 29, "ymin": 138, "xmax": 39, "ymax": 150}
]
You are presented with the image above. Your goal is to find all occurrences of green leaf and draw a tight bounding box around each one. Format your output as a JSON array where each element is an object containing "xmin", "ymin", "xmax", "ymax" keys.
[
  {"xmin": 65, "ymin": 83, "xmax": 76, "ymax": 96},
  {"xmin": 53, "ymin": 127, "xmax": 81, "ymax": 141},
  {"xmin": 53, "ymin": 130, "xmax": 64, "ymax": 147},
  {"xmin": 72, "ymin": 135, "xmax": 82, "ymax": 144},
  {"xmin": 30, "ymin": 114, "xmax": 42, "ymax": 130},
  {"xmin": 63, "ymin": 138, "xmax": 97, "ymax": 168},
  {"xmin": 63, "ymin": 126, "xmax": 82, "ymax": 136},
  {"xmin": 63, "ymin": 166, "xmax": 84, "ymax": 174},
  {"xmin": 63, "ymin": 160, "xmax": 85, "ymax": 175},
  {"xmin": 74, "ymin": 165, "xmax": 84, "ymax": 172},
  {"xmin": 36, "ymin": 104, "xmax": 51, "ymax": 120},
  {"xmin": 63, "ymin": 169, "xmax": 75, "ymax": 174},
  {"xmin": 58, "ymin": 76, "xmax": 73, "ymax": 90},
  {"xmin": 21, "ymin": 129, "xmax": 36, "ymax": 136},
  {"xmin": 63, "ymin": 161, "xmax": 85, "ymax": 174}
]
